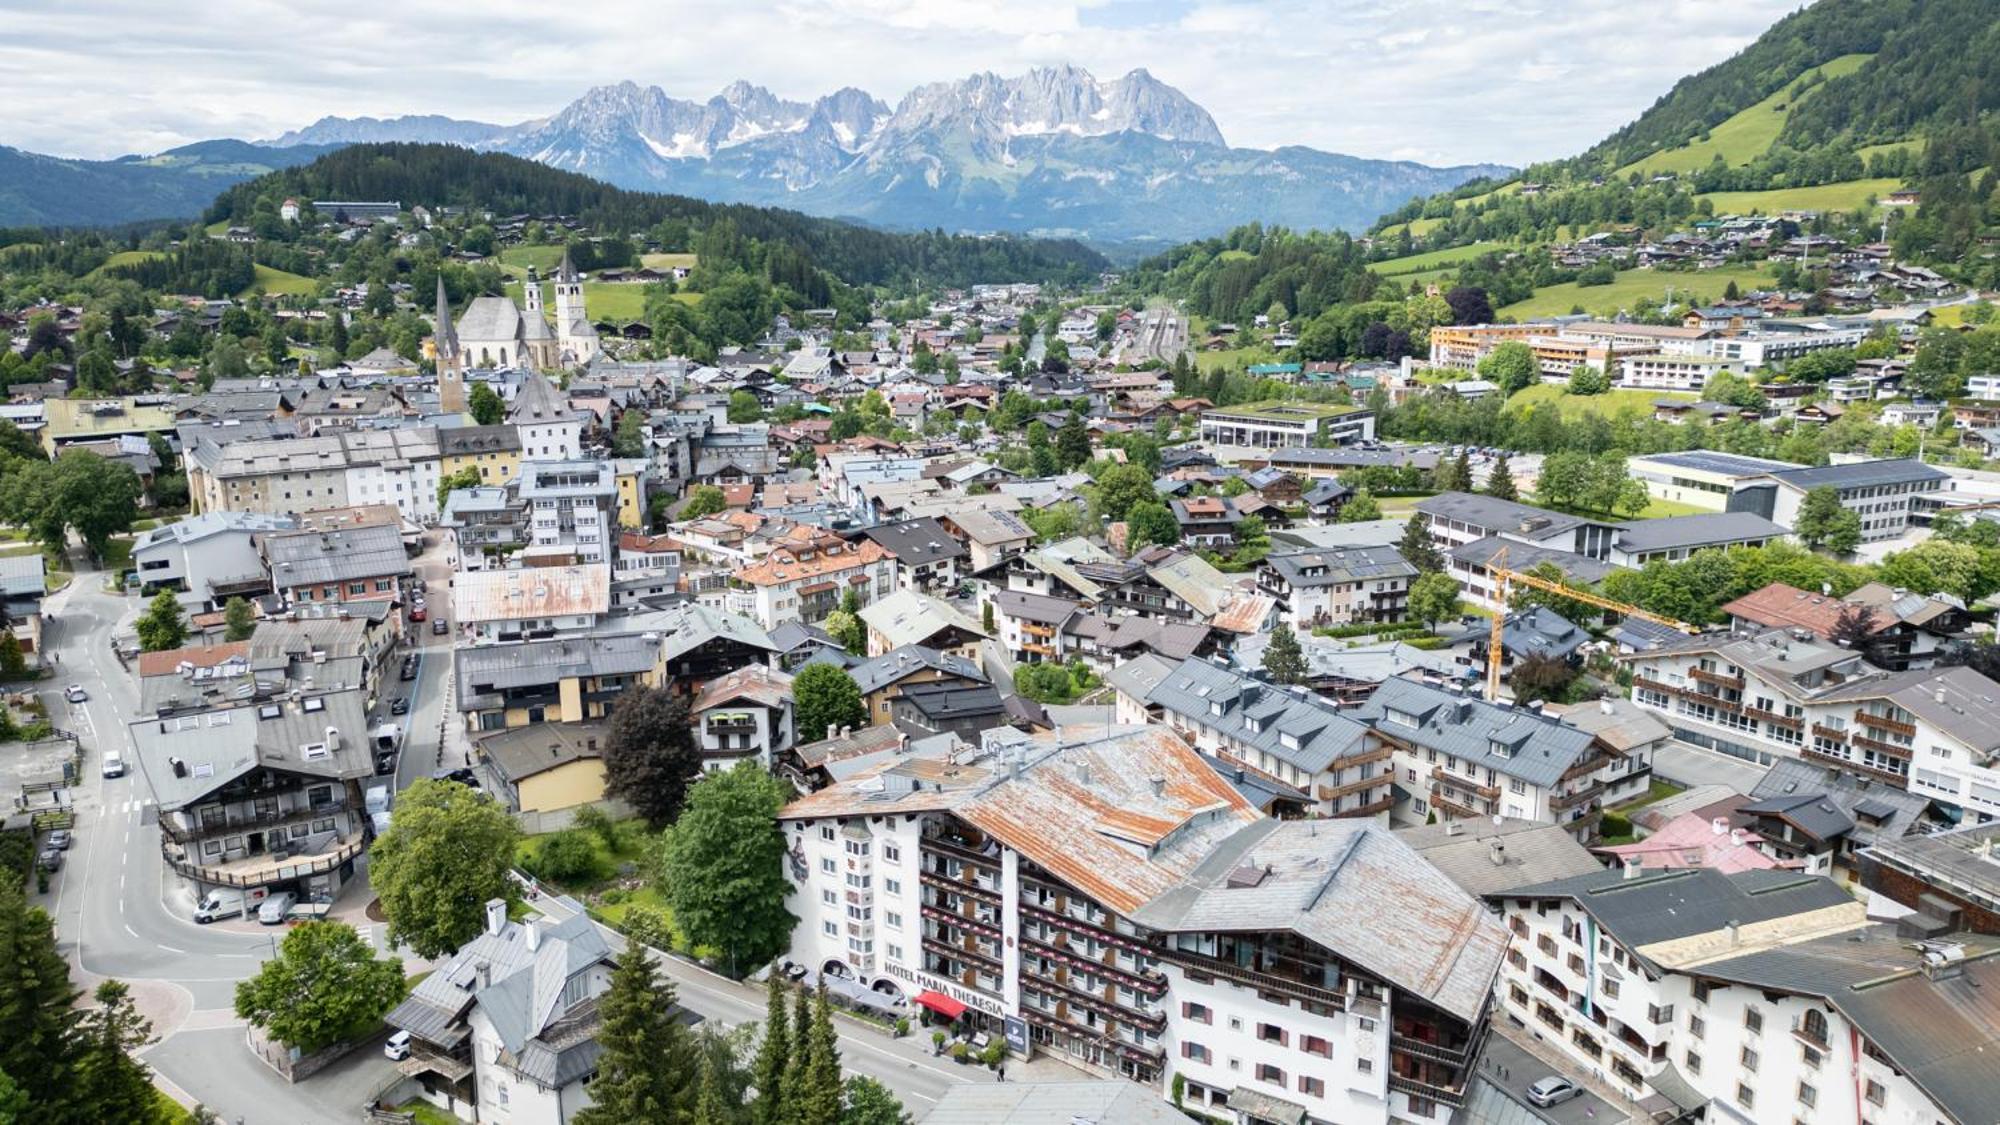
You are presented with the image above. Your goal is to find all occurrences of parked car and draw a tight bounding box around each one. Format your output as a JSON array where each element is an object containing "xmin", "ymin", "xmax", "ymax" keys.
[
  {"xmin": 44, "ymin": 829, "xmax": 71, "ymax": 851},
  {"xmin": 390, "ymin": 697, "xmax": 410, "ymax": 716},
  {"xmin": 431, "ymin": 767, "xmax": 481, "ymax": 790},
  {"xmin": 1526, "ymin": 1077, "xmax": 1583, "ymax": 1108},
  {"xmin": 63, "ymin": 684, "xmax": 87, "ymax": 703},
  {"xmin": 408, "ymin": 605, "xmax": 427, "ymax": 622},
  {"xmin": 256, "ymin": 891, "xmax": 298, "ymax": 925},
  {"xmin": 400, "ymin": 655, "xmax": 418, "ymax": 681},
  {"xmin": 384, "ymin": 1030, "xmax": 411, "ymax": 1061},
  {"xmin": 101, "ymin": 751, "xmax": 126, "ymax": 779},
  {"xmin": 36, "ymin": 846, "xmax": 62, "ymax": 872},
  {"xmin": 431, "ymin": 617, "xmax": 449, "ymax": 635}
]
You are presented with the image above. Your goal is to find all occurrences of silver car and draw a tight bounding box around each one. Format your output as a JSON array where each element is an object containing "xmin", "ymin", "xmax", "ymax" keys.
[{"xmin": 1526, "ymin": 1076, "xmax": 1583, "ymax": 1107}]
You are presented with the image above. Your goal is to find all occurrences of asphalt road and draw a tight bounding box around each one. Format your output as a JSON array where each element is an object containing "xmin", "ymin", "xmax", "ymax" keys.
[{"xmin": 37, "ymin": 539, "xmax": 990, "ymax": 1120}]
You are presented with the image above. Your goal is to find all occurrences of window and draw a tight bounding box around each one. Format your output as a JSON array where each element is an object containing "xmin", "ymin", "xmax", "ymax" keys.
[
  {"xmin": 883, "ymin": 843, "xmax": 900, "ymax": 863},
  {"xmin": 820, "ymin": 825, "xmax": 836, "ymax": 841},
  {"xmin": 1864, "ymin": 1079, "xmax": 1885, "ymax": 1107},
  {"xmin": 1357, "ymin": 1058, "xmax": 1373, "ymax": 1074},
  {"xmin": 1741, "ymin": 1046, "xmax": 1759, "ymax": 1073},
  {"xmin": 1603, "ymin": 977, "xmax": 1621, "ymax": 999},
  {"xmin": 820, "ymin": 858, "xmax": 836, "ymax": 875},
  {"xmin": 1797, "ymin": 1081, "xmax": 1816, "ymax": 1108},
  {"xmin": 1181, "ymin": 1002, "xmax": 1212, "ymax": 1024},
  {"xmin": 821, "ymin": 890, "xmax": 836, "ymax": 906},
  {"xmin": 883, "ymin": 877, "xmax": 901, "ymax": 895},
  {"xmin": 884, "ymin": 911, "xmax": 902, "ymax": 929},
  {"xmin": 1297, "ymin": 1076, "xmax": 1325, "ymax": 1098},
  {"xmin": 1301, "ymin": 1035, "xmax": 1331, "ymax": 1058},
  {"xmin": 1745, "ymin": 1007, "xmax": 1763, "ymax": 1035},
  {"xmin": 1257, "ymin": 1023, "xmax": 1288, "ymax": 1046},
  {"xmin": 1693, "ymin": 981, "xmax": 1711, "ymax": 1004},
  {"xmin": 822, "ymin": 921, "xmax": 837, "ymax": 937},
  {"xmin": 1182, "ymin": 1042, "xmax": 1211, "ymax": 1063},
  {"xmin": 1685, "ymin": 1050, "xmax": 1702, "ymax": 1075},
  {"xmin": 1737, "ymin": 1084, "xmax": 1755, "ymax": 1110},
  {"xmin": 1255, "ymin": 1064, "xmax": 1285, "ymax": 1086},
  {"xmin": 1801, "ymin": 1045, "xmax": 1821, "ymax": 1070},
  {"xmin": 1688, "ymin": 1014, "xmax": 1705, "ymax": 1038}
]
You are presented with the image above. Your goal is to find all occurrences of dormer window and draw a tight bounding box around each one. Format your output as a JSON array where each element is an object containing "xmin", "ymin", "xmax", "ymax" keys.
[
  {"xmin": 1209, "ymin": 701, "xmax": 1224, "ymax": 717},
  {"xmin": 1246, "ymin": 717, "xmax": 1262, "ymax": 733},
  {"xmin": 1280, "ymin": 732, "xmax": 1300, "ymax": 751},
  {"xmin": 1384, "ymin": 708, "xmax": 1417, "ymax": 729},
  {"xmin": 1490, "ymin": 738, "xmax": 1513, "ymax": 759}
]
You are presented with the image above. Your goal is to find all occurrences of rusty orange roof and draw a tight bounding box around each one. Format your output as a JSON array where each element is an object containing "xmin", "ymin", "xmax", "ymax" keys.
[
  {"xmin": 137, "ymin": 640, "xmax": 251, "ymax": 678},
  {"xmin": 618, "ymin": 531, "xmax": 686, "ymax": 553},
  {"xmin": 1723, "ymin": 582, "xmax": 1891, "ymax": 638},
  {"xmin": 1208, "ymin": 592, "xmax": 1278, "ymax": 636},
  {"xmin": 735, "ymin": 528, "xmax": 889, "ymax": 588}
]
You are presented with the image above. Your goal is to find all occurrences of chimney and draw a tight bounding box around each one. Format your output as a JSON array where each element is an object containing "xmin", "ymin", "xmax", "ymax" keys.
[
  {"xmin": 1712, "ymin": 816, "xmax": 1729, "ymax": 836},
  {"xmin": 1599, "ymin": 698, "xmax": 1614, "ymax": 715},
  {"xmin": 1149, "ymin": 776, "xmax": 1166, "ymax": 798},
  {"xmin": 525, "ymin": 919, "xmax": 541, "ymax": 952},
  {"xmin": 1822, "ymin": 582, "xmax": 1832, "ymax": 596},
  {"xmin": 485, "ymin": 898, "xmax": 508, "ymax": 936},
  {"xmin": 1077, "ymin": 763, "xmax": 1092, "ymax": 786},
  {"xmin": 1622, "ymin": 855, "xmax": 1642, "ymax": 880},
  {"xmin": 897, "ymin": 733, "xmax": 910, "ymax": 754},
  {"xmin": 1725, "ymin": 920, "xmax": 1741, "ymax": 946},
  {"xmin": 827, "ymin": 722, "xmax": 840, "ymax": 741},
  {"xmin": 1729, "ymin": 828, "xmax": 1747, "ymax": 848},
  {"xmin": 1487, "ymin": 840, "xmax": 1506, "ymax": 867},
  {"xmin": 476, "ymin": 961, "xmax": 491, "ymax": 990}
]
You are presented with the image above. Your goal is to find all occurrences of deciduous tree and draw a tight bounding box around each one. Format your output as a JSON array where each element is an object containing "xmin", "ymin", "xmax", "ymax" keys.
[
  {"xmin": 1126, "ymin": 501, "xmax": 1180, "ymax": 550},
  {"xmin": 234, "ymin": 922, "xmax": 405, "ymax": 1052},
  {"xmin": 222, "ymin": 597, "xmax": 257, "ymax": 642},
  {"xmin": 682, "ymin": 484, "xmax": 727, "ymax": 519},
  {"xmin": 1407, "ymin": 571, "xmax": 1462, "ymax": 630},
  {"xmin": 135, "ymin": 589, "xmax": 187, "ymax": 652},
  {"xmin": 603, "ymin": 684, "xmax": 702, "ymax": 828},
  {"xmin": 468, "ymin": 381, "xmax": 504, "ymax": 425},
  {"xmin": 1338, "ymin": 490, "xmax": 1382, "ymax": 522},
  {"xmin": 1795, "ymin": 486, "xmax": 1861, "ymax": 553},
  {"xmin": 657, "ymin": 763, "xmax": 796, "ymax": 973},
  {"xmin": 795, "ymin": 664, "xmax": 866, "ymax": 746},
  {"xmin": 368, "ymin": 779, "xmax": 520, "ymax": 959}
]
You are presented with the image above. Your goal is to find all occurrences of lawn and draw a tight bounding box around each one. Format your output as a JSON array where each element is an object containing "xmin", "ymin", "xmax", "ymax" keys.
[
  {"xmin": 1695, "ymin": 177, "xmax": 1904, "ymax": 217},
  {"xmin": 240, "ymin": 264, "xmax": 319, "ymax": 298},
  {"xmin": 1499, "ymin": 264, "xmax": 1778, "ymax": 320},
  {"xmin": 86, "ymin": 250, "xmax": 165, "ymax": 278},
  {"xmin": 503, "ymin": 279, "xmax": 695, "ymax": 324},
  {"xmin": 391, "ymin": 1101, "xmax": 462, "ymax": 1125},
  {"xmin": 640, "ymin": 252, "xmax": 698, "ymax": 270},
  {"xmin": 1505, "ymin": 383, "xmax": 1695, "ymax": 421},
  {"xmin": 497, "ymin": 244, "xmax": 568, "ymax": 272},
  {"xmin": 1622, "ymin": 54, "xmax": 1872, "ymax": 176},
  {"xmin": 515, "ymin": 816, "xmax": 652, "ymax": 894},
  {"xmin": 1367, "ymin": 241, "xmax": 1512, "ymax": 276}
]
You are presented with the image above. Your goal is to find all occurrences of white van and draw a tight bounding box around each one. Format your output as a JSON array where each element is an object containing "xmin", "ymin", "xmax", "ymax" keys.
[
  {"xmin": 194, "ymin": 888, "xmax": 252, "ymax": 923},
  {"xmin": 101, "ymin": 752, "xmax": 125, "ymax": 779},
  {"xmin": 256, "ymin": 891, "xmax": 297, "ymax": 925}
]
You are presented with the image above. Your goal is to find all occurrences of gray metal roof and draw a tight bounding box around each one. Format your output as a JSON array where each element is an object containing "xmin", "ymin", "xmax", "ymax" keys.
[
  {"xmin": 390, "ymin": 910, "xmax": 611, "ymax": 1058},
  {"xmin": 1263, "ymin": 544, "xmax": 1415, "ymax": 588},
  {"xmin": 1498, "ymin": 606, "xmax": 1587, "ymax": 662},
  {"xmin": 1612, "ymin": 511, "xmax": 1786, "ymax": 552},
  {"xmin": 262, "ymin": 524, "xmax": 411, "ymax": 589},
  {"xmin": 1354, "ymin": 676, "xmax": 1597, "ymax": 787},
  {"xmin": 1507, "ymin": 867, "xmax": 1854, "ymax": 951},
  {"xmin": 991, "ymin": 588, "xmax": 1080, "ymax": 626},
  {"xmin": 624, "ymin": 601, "xmax": 778, "ymax": 662},
  {"xmin": 1448, "ymin": 535, "xmax": 1619, "ymax": 585},
  {"xmin": 849, "ymin": 645, "xmax": 987, "ymax": 696},
  {"xmin": 1130, "ymin": 818, "xmax": 1508, "ymax": 1023},
  {"xmin": 477, "ymin": 721, "xmax": 608, "ymax": 784},
  {"xmin": 1767, "ymin": 457, "xmax": 1950, "ymax": 491},
  {"xmin": 1635, "ymin": 449, "xmax": 1796, "ymax": 476},
  {"xmin": 1143, "ymin": 656, "xmax": 1371, "ymax": 775},
  {"xmin": 1415, "ymin": 491, "xmax": 1600, "ymax": 541},
  {"xmin": 919, "ymin": 1081, "xmax": 1189, "ymax": 1125},
  {"xmin": 860, "ymin": 517, "xmax": 968, "ymax": 566},
  {"xmin": 1398, "ymin": 817, "xmax": 1605, "ymax": 898},
  {"xmin": 1692, "ymin": 926, "xmax": 2000, "ymax": 1125},
  {"xmin": 455, "ymin": 634, "xmax": 658, "ymax": 710}
]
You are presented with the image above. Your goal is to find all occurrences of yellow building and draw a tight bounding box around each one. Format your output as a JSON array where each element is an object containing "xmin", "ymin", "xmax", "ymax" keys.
[
  {"xmin": 40, "ymin": 396, "xmax": 179, "ymax": 456},
  {"xmin": 456, "ymin": 633, "xmax": 661, "ymax": 732},
  {"xmin": 612, "ymin": 459, "xmax": 648, "ymax": 530},
  {"xmin": 438, "ymin": 424, "xmax": 523, "ymax": 487},
  {"xmin": 476, "ymin": 722, "xmax": 611, "ymax": 814},
  {"xmin": 851, "ymin": 645, "xmax": 990, "ymax": 726}
]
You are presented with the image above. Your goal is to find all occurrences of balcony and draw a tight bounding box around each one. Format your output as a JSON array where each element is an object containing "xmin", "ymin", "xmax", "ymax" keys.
[
  {"xmin": 1850, "ymin": 732, "xmax": 1912, "ymax": 759},
  {"xmin": 1810, "ymin": 723, "xmax": 1848, "ymax": 741},
  {"xmin": 1854, "ymin": 709, "xmax": 1916, "ymax": 738},
  {"xmin": 1152, "ymin": 943, "xmax": 1345, "ymax": 1009},
  {"xmin": 160, "ymin": 797, "xmax": 351, "ymax": 844},
  {"xmin": 397, "ymin": 1044, "xmax": 473, "ymax": 1082},
  {"xmin": 1018, "ymin": 962, "xmax": 1166, "ymax": 1032},
  {"xmin": 1387, "ymin": 1073, "xmax": 1468, "ymax": 1111},
  {"xmin": 1689, "ymin": 667, "xmax": 1743, "ymax": 690},
  {"xmin": 923, "ymin": 931, "xmax": 1002, "ymax": 970},
  {"xmin": 1744, "ymin": 706, "xmax": 1802, "ymax": 730},
  {"xmin": 919, "ymin": 867, "xmax": 1001, "ymax": 905},
  {"xmin": 1431, "ymin": 765, "xmax": 1500, "ymax": 800},
  {"xmin": 1792, "ymin": 1018, "xmax": 1830, "ymax": 1051},
  {"xmin": 920, "ymin": 831, "xmax": 1001, "ymax": 871},
  {"xmin": 1549, "ymin": 782, "xmax": 1605, "ymax": 812},
  {"xmin": 164, "ymin": 835, "xmax": 365, "ymax": 889},
  {"xmin": 1021, "ymin": 931, "xmax": 1165, "ymax": 997},
  {"xmin": 1429, "ymin": 789, "xmax": 1488, "ymax": 820},
  {"xmin": 1391, "ymin": 1033, "xmax": 1472, "ymax": 1066},
  {"xmin": 1317, "ymin": 773, "xmax": 1390, "ymax": 801}
]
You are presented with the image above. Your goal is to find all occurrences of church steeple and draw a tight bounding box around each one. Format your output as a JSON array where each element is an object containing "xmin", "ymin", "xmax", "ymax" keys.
[
  {"xmin": 433, "ymin": 275, "xmax": 466, "ymax": 415},
  {"xmin": 555, "ymin": 247, "xmax": 580, "ymax": 283}
]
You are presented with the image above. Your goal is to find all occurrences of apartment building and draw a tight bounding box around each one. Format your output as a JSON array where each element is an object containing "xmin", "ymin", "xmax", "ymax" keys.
[
  {"xmin": 1605, "ymin": 512, "xmax": 1785, "ymax": 567},
  {"xmin": 777, "ymin": 726, "xmax": 1505, "ymax": 1125},
  {"xmin": 1616, "ymin": 352, "xmax": 1733, "ymax": 392},
  {"xmin": 1722, "ymin": 581, "xmax": 1967, "ymax": 672},
  {"xmin": 508, "ymin": 371, "xmax": 582, "ymax": 460},
  {"xmin": 261, "ymin": 523, "xmax": 412, "ymax": 607},
  {"xmin": 1625, "ymin": 451, "xmax": 1801, "ymax": 513},
  {"xmin": 1414, "ymin": 492, "xmax": 1617, "ymax": 561},
  {"xmin": 1623, "ymin": 629, "xmax": 2000, "ymax": 822},
  {"xmin": 1499, "ymin": 865, "xmax": 1999, "ymax": 1125},
  {"xmin": 1197, "ymin": 401, "xmax": 1375, "ymax": 448},
  {"xmin": 1256, "ymin": 546, "xmax": 1415, "ymax": 628},
  {"xmin": 440, "ymin": 486, "xmax": 527, "ymax": 570},
  {"xmin": 1704, "ymin": 326, "xmax": 1870, "ymax": 366},
  {"xmin": 454, "ymin": 632, "xmax": 662, "ymax": 732},
  {"xmin": 450, "ymin": 563, "xmax": 612, "ymax": 644},
  {"xmin": 437, "ymin": 423, "xmax": 523, "ymax": 487},
  {"xmin": 1733, "ymin": 458, "xmax": 1952, "ymax": 543},
  {"xmin": 517, "ymin": 459, "xmax": 618, "ymax": 565},
  {"xmin": 1354, "ymin": 677, "xmax": 1646, "ymax": 839},
  {"xmin": 187, "ymin": 427, "xmax": 444, "ymax": 523},
  {"xmin": 1114, "ymin": 655, "xmax": 1394, "ymax": 819},
  {"xmin": 690, "ymin": 664, "xmax": 795, "ymax": 771},
  {"xmin": 732, "ymin": 525, "xmax": 895, "ymax": 630}
]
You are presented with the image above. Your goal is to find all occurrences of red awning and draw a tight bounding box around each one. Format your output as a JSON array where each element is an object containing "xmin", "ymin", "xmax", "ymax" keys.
[{"xmin": 913, "ymin": 990, "xmax": 968, "ymax": 1020}]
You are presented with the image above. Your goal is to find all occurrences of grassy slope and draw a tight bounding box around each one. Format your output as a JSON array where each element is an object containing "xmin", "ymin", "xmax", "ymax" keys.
[
  {"xmin": 240, "ymin": 263, "xmax": 318, "ymax": 297},
  {"xmin": 639, "ymin": 252, "xmax": 698, "ymax": 270},
  {"xmin": 1621, "ymin": 54, "xmax": 1873, "ymax": 176},
  {"xmin": 502, "ymin": 279, "xmax": 697, "ymax": 323},
  {"xmin": 1505, "ymin": 383, "xmax": 1695, "ymax": 419},
  {"xmin": 86, "ymin": 249, "xmax": 165, "ymax": 277},
  {"xmin": 1696, "ymin": 177, "xmax": 1903, "ymax": 216},
  {"xmin": 1500, "ymin": 264, "xmax": 1777, "ymax": 319},
  {"xmin": 1368, "ymin": 241, "xmax": 1512, "ymax": 276}
]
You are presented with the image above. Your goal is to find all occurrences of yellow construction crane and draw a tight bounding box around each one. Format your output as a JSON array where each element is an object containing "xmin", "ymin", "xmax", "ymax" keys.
[{"xmin": 1481, "ymin": 545, "xmax": 1697, "ymax": 702}]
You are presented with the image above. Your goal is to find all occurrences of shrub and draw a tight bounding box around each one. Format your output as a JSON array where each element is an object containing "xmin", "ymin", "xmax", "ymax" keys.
[
  {"xmin": 894, "ymin": 1017, "xmax": 910, "ymax": 1037},
  {"xmin": 980, "ymin": 1041, "xmax": 1005, "ymax": 1066},
  {"xmin": 528, "ymin": 828, "xmax": 605, "ymax": 885},
  {"xmin": 1600, "ymin": 810, "xmax": 1633, "ymax": 839},
  {"xmin": 621, "ymin": 905, "xmax": 676, "ymax": 951},
  {"xmin": 950, "ymin": 1043, "xmax": 970, "ymax": 1062},
  {"xmin": 572, "ymin": 804, "xmax": 619, "ymax": 852},
  {"xmin": 931, "ymin": 1030, "xmax": 948, "ymax": 1049}
]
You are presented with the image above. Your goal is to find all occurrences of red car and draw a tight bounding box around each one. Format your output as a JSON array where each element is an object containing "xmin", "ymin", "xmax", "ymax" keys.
[{"xmin": 408, "ymin": 606, "xmax": 427, "ymax": 622}]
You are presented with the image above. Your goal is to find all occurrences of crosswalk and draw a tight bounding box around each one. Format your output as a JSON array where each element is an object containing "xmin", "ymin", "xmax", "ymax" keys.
[{"xmin": 115, "ymin": 799, "xmax": 154, "ymax": 815}]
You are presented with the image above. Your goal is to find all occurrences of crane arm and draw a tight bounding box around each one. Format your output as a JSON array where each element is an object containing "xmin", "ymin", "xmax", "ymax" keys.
[{"xmin": 1478, "ymin": 545, "xmax": 1697, "ymax": 702}]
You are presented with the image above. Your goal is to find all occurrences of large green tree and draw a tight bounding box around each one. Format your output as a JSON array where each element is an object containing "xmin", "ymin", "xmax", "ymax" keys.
[
  {"xmin": 794, "ymin": 664, "xmax": 866, "ymax": 746},
  {"xmin": 1338, "ymin": 490, "xmax": 1382, "ymax": 522},
  {"xmin": 368, "ymin": 779, "xmax": 520, "ymax": 958},
  {"xmin": 1397, "ymin": 517, "xmax": 1445, "ymax": 574},
  {"xmin": 683, "ymin": 485, "xmax": 728, "ymax": 519},
  {"xmin": 0, "ymin": 879, "xmax": 84, "ymax": 1121},
  {"xmin": 1477, "ymin": 341, "xmax": 1539, "ymax": 394},
  {"xmin": 234, "ymin": 921, "xmax": 406, "ymax": 1052},
  {"xmin": 1407, "ymin": 570, "xmax": 1462, "ymax": 630},
  {"xmin": 1126, "ymin": 501, "xmax": 1180, "ymax": 550},
  {"xmin": 467, "ymin": 381, "xmax": 505, "ymax": 425},
  {"xmin": 436, "ymin": 466, "xmax": 483, "ymax": 510},
  {"xmin": 135, "ymin": 589, "xmax": 187, "ymax": 652},
  {"xmin": 1262, "ymin": 623, "xmax": 1307, "ymax": 684},
  {"xmin": 749, "ymin": 976, "xmax": 791, "ymax": 1125},
  {"xmin": 602, "ymin": 684, "xmax": 702, "ymax": 828},
  {"xmin": 574, "ymin": 946, "xmax": 698, "ymax": 1125},
  {"xmin": 796, "ymin": 982, "xmax": 842, "ymax": 1125},
  {"xmin": 222, "ymin": 597, "xmax": 257, "ymax": 642},
  {"xmin": 657, "ymin": 762, "xmax": 796, "ymax": 974},
  {"xmin": 72, "ymin": 981, "xmax": 156, "ymax": 1124},
  {"xmin": 841, "ymin": 1077, "xmax": 912, "ymax": 1125},
  {"xmin": 0, "ymin": 451, "xmax": 141, "ymax": 559},
  {"xmin": 1794, "ymin": 485, "xmax": 1861, "ymax": 554},
  {"xmin": 1486, "ymin": 452, "xmax": 1519, "ymax": 500},
  {"xmin": 1055, "ymin": 411, "xmax": 1092, "ymax": 470}
]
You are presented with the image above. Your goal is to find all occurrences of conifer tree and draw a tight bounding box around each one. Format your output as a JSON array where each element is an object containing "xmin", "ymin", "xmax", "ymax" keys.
[
  {"xmin": 749, "ymin": 975, "xmax": 790, "ymax": 1125},
  {"xmin": 1397, "ymin": 516, "xmax": 1445, "ymax": 574},
  {"xmin": 74, "ymin": 981, "xmax": 155, "ymax": 1121},
  {"xmin": 1486, "ymin": 452, "xmax": 1519, "ymax": 501},
  {"xmin": 0, "ymin": 879, "xmax": 83, "ymax": 1119},
  {"xmin": 692, "ymin": 1047, "xmax": 730, "ymax": 1125},
  {"xmin": 779, "ymin": 980, "xmax": 813, "ymax": 1115},
  {"xmin": 574, "ymin": 946, "xmax": 696, "ymax": 1125},
  {"xmin": 1262, "ymin": 623, "xmax": 1308, "ymax": 685},
  {"xmin": 797, "ymin": 981, "xmax": 843, "ymax": 1125}
]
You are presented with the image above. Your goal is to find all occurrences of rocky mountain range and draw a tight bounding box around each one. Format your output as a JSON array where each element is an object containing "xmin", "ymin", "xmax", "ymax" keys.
[
  {"xmin": 263, "ymin": 66, "xmax": 1506, "ymax": 246},
  {"xmin": 0, "ymin": 66, "xmax": 1508, "ymax": 242}
]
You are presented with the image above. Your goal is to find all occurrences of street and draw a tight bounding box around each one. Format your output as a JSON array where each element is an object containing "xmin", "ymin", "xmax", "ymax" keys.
[{"xmin": 34, "ymin": 540, "xmax": 999, "ymax": 1122}]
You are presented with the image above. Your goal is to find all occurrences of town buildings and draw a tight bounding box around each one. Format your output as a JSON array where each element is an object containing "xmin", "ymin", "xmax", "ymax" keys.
[{"xmin": 1198, "ymin": 401, "xmax": 1375, "ymax": 449}]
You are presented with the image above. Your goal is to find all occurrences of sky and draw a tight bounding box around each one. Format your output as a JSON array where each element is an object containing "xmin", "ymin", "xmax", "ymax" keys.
[{"xmin": 0, "ymin": 0, "xmax": 1802, "ymax": 167}]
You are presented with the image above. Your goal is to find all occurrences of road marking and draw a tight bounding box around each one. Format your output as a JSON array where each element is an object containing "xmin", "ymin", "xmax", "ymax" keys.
[
  {"xmin": 159, "ymin": 944, "xmax": 185, "ymax": 954},
  {"xmin": 123, "ymin": 923, "xmax": 138, "ymax": 939}
]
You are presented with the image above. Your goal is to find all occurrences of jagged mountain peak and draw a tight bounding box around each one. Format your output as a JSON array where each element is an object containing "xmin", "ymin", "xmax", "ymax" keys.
[{"xmin": 878, "ymin": 65, "xmax": 1225, "ymax": 147}]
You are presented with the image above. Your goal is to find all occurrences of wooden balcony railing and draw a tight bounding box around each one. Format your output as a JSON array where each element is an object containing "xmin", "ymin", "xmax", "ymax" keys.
[
  {"xmin": 1854, "ymin": 709, "xmax": 1916, "ymax": 738},
  {"xmin": 1431, "ymin": 765, "xmax": 1500, "ymax": 800},
  {"xmin": 1689, "ymin": 667, "xmax": 1744, "ymax": 690}
]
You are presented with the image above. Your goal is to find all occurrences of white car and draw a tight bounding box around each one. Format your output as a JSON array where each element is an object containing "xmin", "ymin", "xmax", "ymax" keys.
[
  {"xmin": 384, "ymin": 1030, "xmax": 411, "ymax": 1061},
  {"xmin": 100, "ymin": 752, "xmax": 125, "ymax": 779},
  {"xmin": 1526, "ymin": 1076, "xmax": 1583, "ymax": 1108},
  {"xmin": 64, "ymin": 684, "xmax": 87, "ymax": 703}
]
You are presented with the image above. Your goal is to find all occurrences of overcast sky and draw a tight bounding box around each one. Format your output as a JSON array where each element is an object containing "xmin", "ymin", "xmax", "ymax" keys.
[{"xmin": 2, "ymin": 0, "xmax": 1800, "ymax": 167}]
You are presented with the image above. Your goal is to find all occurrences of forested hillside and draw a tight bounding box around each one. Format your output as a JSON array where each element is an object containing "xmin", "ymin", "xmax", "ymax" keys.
[{"xmin": 209, "ymin": 144, "xmax": 1108, "ymax": 289}]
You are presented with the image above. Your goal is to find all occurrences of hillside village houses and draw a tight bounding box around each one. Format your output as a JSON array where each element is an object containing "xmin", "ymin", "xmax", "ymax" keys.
[{"xmin": 40, "ymin": 206, "xmax": 2000, "ymax": 1125}]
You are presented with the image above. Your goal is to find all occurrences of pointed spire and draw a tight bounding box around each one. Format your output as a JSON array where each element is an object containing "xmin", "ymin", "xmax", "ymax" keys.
[
  {"xmin": 556, "ymin": 246, "xmax": 579, "ymax": 284},
  {"xmin": 433, "ymin": 276, "xmax": 458, "ymax": 359}
]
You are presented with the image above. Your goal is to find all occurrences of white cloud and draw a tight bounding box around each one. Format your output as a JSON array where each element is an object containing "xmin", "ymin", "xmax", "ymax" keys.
[{"xmin": 0, "ymin": 0, "xmax": 1798, "ymax": 168}]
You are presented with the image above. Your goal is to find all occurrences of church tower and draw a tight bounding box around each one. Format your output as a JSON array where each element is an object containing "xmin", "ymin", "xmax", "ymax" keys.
[
  {"xmin": 553, "ymin": 248, "xmax": 598, "ymax": 365},
  {"xmin": 523, "ymin": 265, "xmax": 543, "ymax": 317},
  {"xmin": 433, "ymin": 276, "xmax": 466, "ymax": 414}
]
